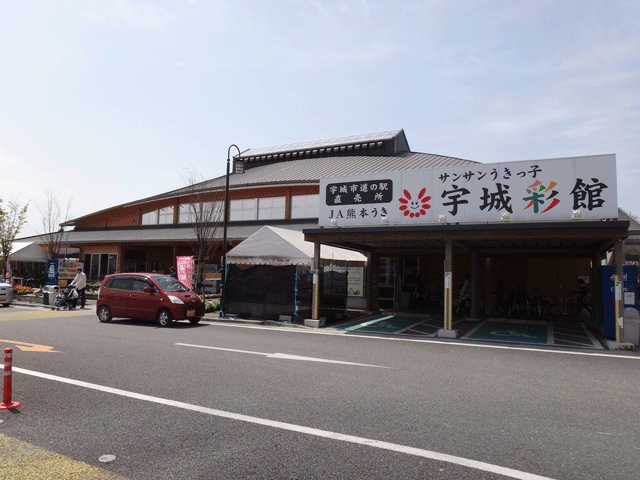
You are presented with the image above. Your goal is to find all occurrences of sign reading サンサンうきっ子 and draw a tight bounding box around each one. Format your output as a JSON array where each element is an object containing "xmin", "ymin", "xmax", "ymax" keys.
[{"xmin": 318, "ymin": 154, "xmax": 618, "ymax": 227}]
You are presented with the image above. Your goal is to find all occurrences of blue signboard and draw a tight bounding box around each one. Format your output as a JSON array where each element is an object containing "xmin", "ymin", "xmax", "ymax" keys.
[
  {"xmin": 602, "ymin": 265, "xmax": 638, "ymax": 338},
  {"xmin": 45, "ymin": 260, "xmax": 59, "ymax": 286}
]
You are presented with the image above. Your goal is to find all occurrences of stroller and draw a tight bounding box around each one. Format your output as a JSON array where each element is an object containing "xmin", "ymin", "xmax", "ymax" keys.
[{"xmin": 51, "ymin": 285, "xmax": 78, "ymax": 311}]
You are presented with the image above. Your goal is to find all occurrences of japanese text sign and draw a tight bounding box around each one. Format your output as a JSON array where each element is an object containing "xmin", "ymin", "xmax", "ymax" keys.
[
  {"xmin": 319, "ymin": 154, "xmax": 617, "ymax": 226},
  {"xmin": 176, "ymin": 256, "xmax": 194, "ymax": 288}
]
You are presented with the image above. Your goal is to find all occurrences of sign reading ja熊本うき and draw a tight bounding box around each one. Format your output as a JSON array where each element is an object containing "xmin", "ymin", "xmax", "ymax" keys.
[{"xmin": 318, "ymin": 154, "xmax": 617, "ymax": 227}]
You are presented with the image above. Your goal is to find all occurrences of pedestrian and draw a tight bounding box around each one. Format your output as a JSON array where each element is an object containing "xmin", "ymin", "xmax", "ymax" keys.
[
  {"xmin": 169, "ymin": 267, "xmax": 178, "ymax": 279},
  {"xmin": 70, "ymin": 267, "xmax": 87, "ymax": 309}
]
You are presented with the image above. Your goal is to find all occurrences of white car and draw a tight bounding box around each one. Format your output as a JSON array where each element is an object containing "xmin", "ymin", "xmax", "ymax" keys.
[{"xmin": 0, "ymin": 282, "xmax": 14, "ymax": 307}]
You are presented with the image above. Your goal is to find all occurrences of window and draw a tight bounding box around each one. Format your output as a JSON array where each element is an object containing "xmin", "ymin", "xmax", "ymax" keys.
[
  {"xmin": 108, "ymin": 254, "xmax": 117, "ymax": 276},
  {"xmin": 179, "ymin": 202, "xmax": 223, "ymax": 224},
  {"xmin": 110, "ymin": 276, "xmax": 132, "ymax": 291},
  {"xmin": 230, "ymin": 198, "xmax": 257, "ymax": 221},
  {"xmin": 141, "ymin": 210, "xmax": 158, "ymax": 225},
  {"xmin": 142, "ymin": 206, "xmax": 174, "ymax": 225},
  {"xmin": 291, "ymin": 194, "xmax": 319, "ymax": 219},
  {"xmin": 179, "ymin": 203, "xmax": 198, "ymax": 224},
  {"xmin": 90, "ymin": 255, "xmax": 100, "ymax": 281},
  {"xmin": 158, "ymin": 206, "xmax": 174, "ymax": 224},
  {"xmin": 85, "ymin": 253, "xmax": 118, "ymax": 282},
  {"xmin": 258, "ymin": 196, "xmax": 285, "ymax": 220},
  {"xmin": 202, "ymin": 201, "xmax": 223, "ymax": 222},
  {"xmin": 132, "ymin": 278, "xmax": 152, "ymax": 292}
]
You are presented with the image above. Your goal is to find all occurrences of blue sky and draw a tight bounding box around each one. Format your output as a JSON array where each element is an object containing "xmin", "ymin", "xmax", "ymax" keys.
[{"xmin": 2, "ymin": 0, "xmax": 639, "ymax": 235}]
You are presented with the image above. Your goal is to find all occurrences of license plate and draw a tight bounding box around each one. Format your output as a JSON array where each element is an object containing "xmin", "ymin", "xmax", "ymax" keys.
[
  {"xmin": 187, "ymin": 310, "xmax": 195, "ymax": 317},
  {"xmin": 0, "ymin": 296, "xmax": 6, "ymax": 301}
]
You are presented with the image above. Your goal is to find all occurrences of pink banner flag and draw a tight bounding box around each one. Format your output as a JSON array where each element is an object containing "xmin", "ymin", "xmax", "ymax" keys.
[{"xmin": 176, "ymin": 256, "xmax": 194, "ymax": 288}]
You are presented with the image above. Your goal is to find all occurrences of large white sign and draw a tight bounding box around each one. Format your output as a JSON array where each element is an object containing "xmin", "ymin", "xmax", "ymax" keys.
[{"xmin": 319, "ymin": 155, "xmax": 617, "ymax": 227}]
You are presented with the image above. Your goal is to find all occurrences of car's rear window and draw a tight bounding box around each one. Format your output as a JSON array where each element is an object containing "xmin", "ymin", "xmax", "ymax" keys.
[
  {"xmin": 151, "ymin": 276, "xmax": 190, "ymax": 293},
  {"xmin": 109, "ymin": 276, "xmax": 133, "ymax": 291}
]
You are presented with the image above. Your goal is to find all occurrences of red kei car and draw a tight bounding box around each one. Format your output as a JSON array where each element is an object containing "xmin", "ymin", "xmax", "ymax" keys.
[{"xmin": 96, "ymin": 273, "xmax": 205, "ymax": 327}]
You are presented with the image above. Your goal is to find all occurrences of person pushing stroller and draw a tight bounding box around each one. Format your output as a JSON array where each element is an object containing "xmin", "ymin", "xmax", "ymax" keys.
[
  {"xmin": 69, "ymin": 267, "xmax": 87, "ymax": 310},
  {"xmin": 52, "ymin": 284, "xmax": 78, "ymax": 311}
]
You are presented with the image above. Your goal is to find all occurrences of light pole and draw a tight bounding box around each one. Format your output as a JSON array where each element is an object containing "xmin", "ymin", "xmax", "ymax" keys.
[{"xmin": 220, "ymin": 144, "xmax": 241, "ymax": 318}]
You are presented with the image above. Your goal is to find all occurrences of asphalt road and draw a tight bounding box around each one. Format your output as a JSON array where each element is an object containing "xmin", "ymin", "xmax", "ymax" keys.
[{"xmin": 1, "ymin": 305, "xmax": 639, "ymax": 479}]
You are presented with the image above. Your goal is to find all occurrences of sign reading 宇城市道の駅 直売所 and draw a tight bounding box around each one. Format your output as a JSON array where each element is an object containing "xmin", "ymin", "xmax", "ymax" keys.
[{"xmin": 318, "ymin": 154, "xmax": 617, "ymax": 227}]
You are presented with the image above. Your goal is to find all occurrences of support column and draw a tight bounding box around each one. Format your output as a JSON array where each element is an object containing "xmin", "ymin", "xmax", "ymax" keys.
[
  {"xmin": 438, "ymin": 239, "xmax": 459, "ymax": 338},
  {"xmin": 614, "ymin": 238, "xmax": 624, "ymax": 343},
  {"xmin": 312, "ymin": 241, "xmax": 321, "ymax": 321}
]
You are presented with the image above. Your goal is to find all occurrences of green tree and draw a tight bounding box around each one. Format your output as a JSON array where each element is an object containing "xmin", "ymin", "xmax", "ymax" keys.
[{"xmin": 0, "ymin": 198, "xmax": 29, "ymax": 280}]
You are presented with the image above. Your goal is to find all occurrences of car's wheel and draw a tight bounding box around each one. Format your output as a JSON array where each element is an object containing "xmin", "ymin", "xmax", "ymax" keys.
[
  {"xmin": 157, "ymin": 309, "xmax": 173, "ymax": 327},
  {"xmin": 189, "ymin": 317, "xmax": 201, "ymax": 324},
  {"xmin": 97, "ymin": 305, "xmax": 112, "ymax": 323}
]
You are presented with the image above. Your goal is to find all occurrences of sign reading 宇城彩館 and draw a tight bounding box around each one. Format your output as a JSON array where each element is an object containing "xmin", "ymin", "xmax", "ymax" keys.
[{"xmin": 318, "ymin": 154, "xmax": 618, "ymax": 227}]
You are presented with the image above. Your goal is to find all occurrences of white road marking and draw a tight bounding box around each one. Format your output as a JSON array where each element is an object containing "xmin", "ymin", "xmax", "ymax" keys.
[
  {"xmin": 13, "ymin": 367, "xmax": 556, "ymax": 480},
  {"xmin": 209, "ymin": 323, "xmax": 640, "ymax": 360},
  {"xmin": 174, "ymin": 343, "xmax": 390, "ymax": 368},
  {"xmin": 344, "ymin": 315, "xmax": 394, "ymax": 331}
]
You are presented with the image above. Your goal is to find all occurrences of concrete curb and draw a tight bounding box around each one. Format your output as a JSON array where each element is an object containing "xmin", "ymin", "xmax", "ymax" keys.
[{"xmin": 203, "ymin": 314, "xmax": 307, "ymax": 327}]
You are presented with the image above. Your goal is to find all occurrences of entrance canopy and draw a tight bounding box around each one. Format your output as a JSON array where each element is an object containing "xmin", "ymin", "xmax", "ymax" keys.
[
  {"xmin": 227, "ymin": 225, "xmax": 367, "ymax": 267},
  {"xmin": 303, "ymin": 220, "xmax": 629, "ymax": 258},
  {"xmin": 310, "ymin": 152, "xmax": 627, "ymax": 256}
]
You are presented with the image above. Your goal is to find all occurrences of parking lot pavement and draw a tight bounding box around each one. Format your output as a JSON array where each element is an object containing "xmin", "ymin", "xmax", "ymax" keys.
[
  {"xmin": 333, "ymin": 314, "xmax": 467, "ymax": 337},
  {"xmin": 462, "ymin": 318, "xmax": 604, "ymax": 349},
  {"xmin": 333, "ymin": 313, "xmax": 608, "ymax": 349}
]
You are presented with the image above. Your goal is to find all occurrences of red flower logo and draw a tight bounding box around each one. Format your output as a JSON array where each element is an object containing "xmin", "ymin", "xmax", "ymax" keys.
[{"xmin": 399, "ymin": 188, "xmax": 431, "ymax": 217}]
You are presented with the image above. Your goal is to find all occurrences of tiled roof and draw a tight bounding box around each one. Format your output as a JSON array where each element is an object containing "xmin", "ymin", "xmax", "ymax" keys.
[
  {"xmin": 62, "ymin": 128, "xmax": 478, "ymax": 225},
  {"xmin": 24, "ymin": 223, "xmax": 319, "ymax": 244},
  {"xmin": 150, "ymin": 151, "xmax": 478, "ymax": 200},
  {"xmin": 240, "ymin": 130, "xmax": 406, "ymax": 158},
  {"xmin": 235, "ymin": 130, "xmax": 413, "ymax": 170},
  {"xmin": 63, "ymin": 151, "xmax": 477, "ymax": 225}
]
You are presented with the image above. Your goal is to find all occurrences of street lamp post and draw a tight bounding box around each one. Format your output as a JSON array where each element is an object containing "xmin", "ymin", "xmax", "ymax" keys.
[{"xmin": 220, "ymin": 144, "xmax": 241, "ymax": 318}]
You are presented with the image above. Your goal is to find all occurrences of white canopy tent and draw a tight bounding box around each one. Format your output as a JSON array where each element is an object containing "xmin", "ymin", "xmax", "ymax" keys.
[
  {"xmin": 224, "ymin": 226, "xmax": 367, "ymax": 320},
  {"xmin": 8, "ymin": 242, "xmax": 79, "ymax": 262},
  {"xmin": 226, "ymin": 225, "xmax": 367, "ymax": 267},
  {"xmin": 9, "ymin": 242, "xmax": 48, "ymax": 262}
]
